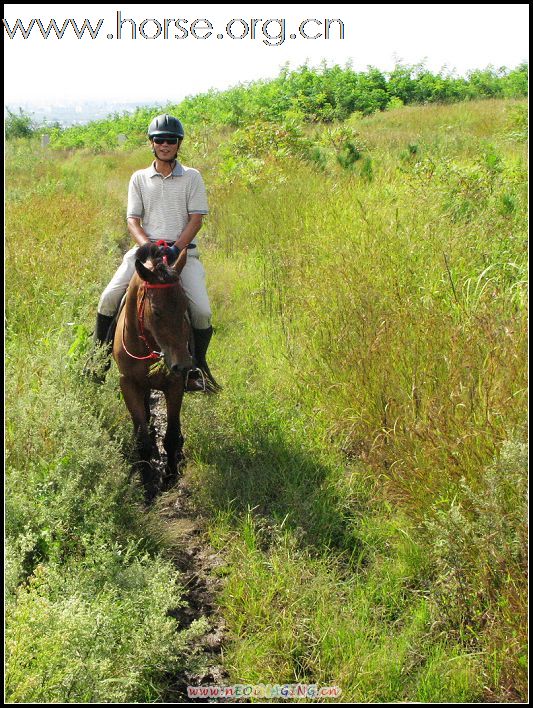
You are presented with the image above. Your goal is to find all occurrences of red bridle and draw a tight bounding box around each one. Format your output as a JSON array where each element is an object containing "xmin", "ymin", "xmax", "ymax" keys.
[{"xmin": 122, "ymin": 240, "xmax": 180, "ymax": 361}]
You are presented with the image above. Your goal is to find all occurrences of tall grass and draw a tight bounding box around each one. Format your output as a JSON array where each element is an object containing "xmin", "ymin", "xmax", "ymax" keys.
[
  {"xmin": 208, "ymin": 102, "xmax": 527, "ymax": 507},
  {"xmin": 5, "ymin": 99, "xmax": 527, "ymax": 701},
  {"xmin": 193, "ymin": 99, "xmax": 527, "ymax": 699}
]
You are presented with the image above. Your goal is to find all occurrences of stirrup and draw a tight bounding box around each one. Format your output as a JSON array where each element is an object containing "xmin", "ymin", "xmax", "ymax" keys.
[{"xmin": 185, "ymin": 367, "xmax": 207, "ymax": 392}]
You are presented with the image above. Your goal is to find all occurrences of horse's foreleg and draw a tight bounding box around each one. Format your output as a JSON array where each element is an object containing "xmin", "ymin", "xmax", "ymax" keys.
[
  {"xmin": 120, "ymin": 377, "xmax": 158, "ymax": 502},
  {"xmin": 161, "ymin": 381, "xmax": 185, "ymax": 490}
]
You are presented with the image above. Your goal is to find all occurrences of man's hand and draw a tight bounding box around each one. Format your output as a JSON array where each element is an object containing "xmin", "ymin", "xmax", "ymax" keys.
[{"xmin": 166, "ymin": 244, "xmax": 181, "ymax": 264}]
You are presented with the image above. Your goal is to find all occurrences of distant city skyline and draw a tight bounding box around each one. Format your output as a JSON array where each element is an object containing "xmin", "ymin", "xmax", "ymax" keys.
[{"xmin": 4, "ymin": 99, "xmax": 160, "ymax": 127}]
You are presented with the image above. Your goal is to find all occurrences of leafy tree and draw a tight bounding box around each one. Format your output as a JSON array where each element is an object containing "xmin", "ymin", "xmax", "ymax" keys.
[
  {"xmin": 49, "ymin": 62, "xmax": 529, "ymax": 149},
  {"xmin": 5, "ymin": 108, "xmax": 34, "ymax": 139},
  {"xmin": 501, "ymin": 63, "xmax": 528, "ymax": 98}
]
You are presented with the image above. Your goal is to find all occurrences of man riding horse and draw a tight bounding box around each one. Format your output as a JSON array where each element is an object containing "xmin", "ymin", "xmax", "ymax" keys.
[{"xmin": 87, "ymin": 113, "xmax": 220, "ymax": 392}]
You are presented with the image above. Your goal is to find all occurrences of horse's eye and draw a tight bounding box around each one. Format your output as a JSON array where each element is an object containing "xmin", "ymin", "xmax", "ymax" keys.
[{"xmin": 152, "ymin": 309, "xmax": 162, "ymax": 319}]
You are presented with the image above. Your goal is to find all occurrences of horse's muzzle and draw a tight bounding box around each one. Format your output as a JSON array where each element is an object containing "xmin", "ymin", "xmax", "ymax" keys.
[{"xmin": 170, "ymin": 358, "xmax": 193, "ymax": 374}]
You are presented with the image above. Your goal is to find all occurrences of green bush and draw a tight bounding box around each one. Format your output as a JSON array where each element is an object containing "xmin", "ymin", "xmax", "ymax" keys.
[
  {"xmin": 504, "ymin": 103, "xmax": 528, "ymax": 142},
  {"xmin": 6, "ymin": 552, "xmax": 208, "ymax": 703},
  {"xmin": 423, "ymin": 439, "xmax": 527, "ymax": 656},
  {"xmin": 49, "ymin": 63, "xmax": 529, "ymax": 149},
  {"xmin": 5, "ymin": 107, "xmax": 35, "ymax": 139},
  {"xmin": 386, "ymin": 96, "xmax": 405, "ymax": 111}
]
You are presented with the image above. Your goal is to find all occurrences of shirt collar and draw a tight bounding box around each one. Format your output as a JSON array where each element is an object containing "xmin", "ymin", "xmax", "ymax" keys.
[{"xmin": 149, "ymin": 160, "xmax": 184, "ymax": 178}]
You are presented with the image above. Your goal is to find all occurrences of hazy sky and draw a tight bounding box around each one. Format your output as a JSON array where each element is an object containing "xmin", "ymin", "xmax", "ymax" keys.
[{"xmin": 3, "ymin": 3, "xmax": 529, "ymax": 105}]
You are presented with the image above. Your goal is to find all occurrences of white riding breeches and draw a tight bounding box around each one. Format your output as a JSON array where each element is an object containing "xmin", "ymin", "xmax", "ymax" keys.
[{"xmin": 98, "ymin": 245, "xmax": 212, "ymax": 329}]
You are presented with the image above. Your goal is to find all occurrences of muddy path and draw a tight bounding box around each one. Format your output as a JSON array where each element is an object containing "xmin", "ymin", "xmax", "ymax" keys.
[{"xmin": 148, "ymin": 392, "xmax": 245, "ymax": 703}]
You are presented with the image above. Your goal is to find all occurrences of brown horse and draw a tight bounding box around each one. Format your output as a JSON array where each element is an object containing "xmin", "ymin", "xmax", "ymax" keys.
[{"xmin": 113, "ymin": 243, "xmax": 193, "ymax": 502}]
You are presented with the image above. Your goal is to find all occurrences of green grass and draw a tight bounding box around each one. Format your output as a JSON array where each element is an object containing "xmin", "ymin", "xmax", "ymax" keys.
[{"xmin": 5, "ymin": 99, "xmax": 527, "ymax": 702}]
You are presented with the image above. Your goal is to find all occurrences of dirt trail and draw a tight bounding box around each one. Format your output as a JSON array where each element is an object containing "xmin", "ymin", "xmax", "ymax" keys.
[{"xmin": 149, "ymin": 392, "xmax": 244, "ymax": 703}]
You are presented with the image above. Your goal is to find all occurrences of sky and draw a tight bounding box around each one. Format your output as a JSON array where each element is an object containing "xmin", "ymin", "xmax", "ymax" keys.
[{"xmin": 3, "ymin": 3, "xmax": 529, "ymax": 105}]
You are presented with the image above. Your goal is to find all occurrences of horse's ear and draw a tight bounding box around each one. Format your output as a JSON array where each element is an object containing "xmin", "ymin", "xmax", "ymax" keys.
[
  {"xmin": 135, "ymin": 259, "xmax": 157, "ymax": 283},
  {"xmin": 172, "ymin": 248, "xmax": 187, "ymax": 275}
]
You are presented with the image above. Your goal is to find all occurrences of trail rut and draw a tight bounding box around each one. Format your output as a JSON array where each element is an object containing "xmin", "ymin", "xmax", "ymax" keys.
[
  {"xmin": 148, "ymin": 392, "xmax": 244, "ymax": 703},
  {"xmin": 145, "ymin": 391, "xmax": 229, "ymax": 703}
]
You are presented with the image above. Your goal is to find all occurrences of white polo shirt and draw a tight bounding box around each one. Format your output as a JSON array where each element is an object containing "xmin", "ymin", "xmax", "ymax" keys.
[{"xmin": 127, "ymin": 160, "xmax": 208, "ymax": 244}]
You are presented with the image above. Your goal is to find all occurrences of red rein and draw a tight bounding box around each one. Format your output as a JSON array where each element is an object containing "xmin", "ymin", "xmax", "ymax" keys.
[{"xmin": 156, "ymin": 238, "xmax": 170, "ymax": 266}]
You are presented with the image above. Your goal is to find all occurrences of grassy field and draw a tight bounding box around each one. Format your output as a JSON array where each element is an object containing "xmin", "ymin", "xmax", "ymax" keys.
[{"xmin": 5, "ymin": 99, "xmax": 527, "ymax": 702}]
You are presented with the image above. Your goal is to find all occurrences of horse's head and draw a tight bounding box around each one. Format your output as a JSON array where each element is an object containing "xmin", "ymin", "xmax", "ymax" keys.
[{"xmin": 134, "ymin": 245, "xmax": 193, "ymax": 374}]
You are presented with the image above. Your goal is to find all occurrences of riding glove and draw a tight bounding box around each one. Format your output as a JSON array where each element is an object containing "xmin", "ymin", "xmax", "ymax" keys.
[{"xmin": 165, "ymin": 245, "xmax": 181, "ymax": 264}]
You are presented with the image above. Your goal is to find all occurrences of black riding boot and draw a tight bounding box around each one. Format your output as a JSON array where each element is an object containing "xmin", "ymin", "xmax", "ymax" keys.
[
  {"xmin": 84, "ymin": 312, "xmax": 115, "ymax": 382},
  {"xmin": 189, "ymin": 326, "xmax": 222, "ymax": 393}
]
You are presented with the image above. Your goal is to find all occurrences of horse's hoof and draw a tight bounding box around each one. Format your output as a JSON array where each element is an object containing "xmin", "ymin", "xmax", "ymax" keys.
[
  {"xmin": 141, "ymin": 482, "xmax": 158, "ymax": 505},
  {"xmin": 161, "ymin": 459, "xmax": 184, "ymax": 491},
  {"xmin": 161, "ymin": 472, "xmax": 178, "ymax": 492}
]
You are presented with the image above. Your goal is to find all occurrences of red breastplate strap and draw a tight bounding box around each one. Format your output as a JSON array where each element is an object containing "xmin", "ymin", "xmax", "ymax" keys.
[{"xmin": 122, "ymin": 279, "xmax": 179, "ymax": 361}]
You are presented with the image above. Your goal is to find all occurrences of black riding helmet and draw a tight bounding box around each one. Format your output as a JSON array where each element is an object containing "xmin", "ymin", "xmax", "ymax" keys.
[{"xmin": 148, "ymin": 114, "xmax": 185, "ymax": 139}]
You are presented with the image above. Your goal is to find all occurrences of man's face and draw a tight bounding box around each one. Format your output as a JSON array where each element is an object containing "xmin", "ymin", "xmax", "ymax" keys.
[{"xmin": 151, "ymin": 136, "xmax": 181, "ymax": 161}]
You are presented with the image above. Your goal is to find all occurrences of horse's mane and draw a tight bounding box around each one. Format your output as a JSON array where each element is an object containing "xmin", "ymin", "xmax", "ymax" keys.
[{"xmin": 136, "ymin": 243, "xmax": 179, "ymax": 283}]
